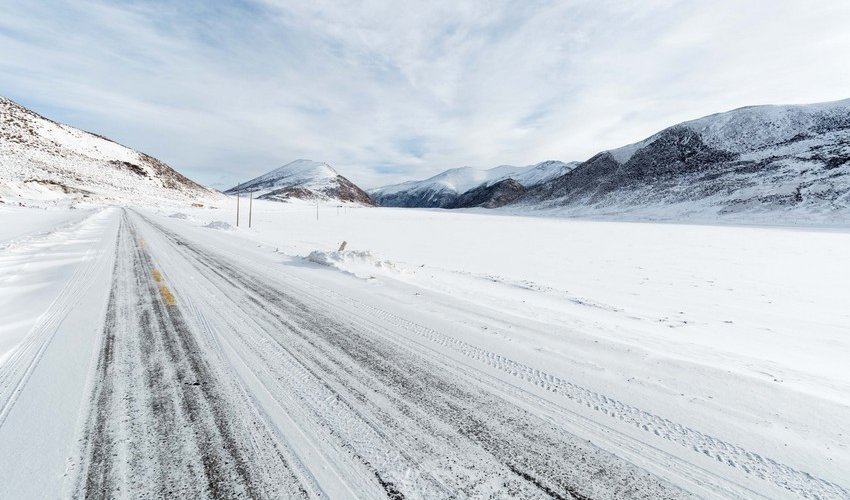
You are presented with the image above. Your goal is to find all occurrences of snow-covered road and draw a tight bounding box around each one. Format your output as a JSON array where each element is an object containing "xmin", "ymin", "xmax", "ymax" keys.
[
  {"xmin": 72, "ymin": 212, "xmax": 305, "ymax": 498},
  {"xmin": 123, "ymin": 209, "xmax": 686, "ymax": 498},
  {"xmin": 0, "ymin": 206, "xmax": 847, "ymax": 499}
]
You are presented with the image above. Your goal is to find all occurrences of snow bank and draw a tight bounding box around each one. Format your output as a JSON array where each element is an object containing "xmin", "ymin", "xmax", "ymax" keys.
[{"xmin": 306, "ymin": 249, "xmax": 396, "ymax": 279}]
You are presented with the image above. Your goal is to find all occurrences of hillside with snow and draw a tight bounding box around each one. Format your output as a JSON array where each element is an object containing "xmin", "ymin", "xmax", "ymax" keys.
[
  {"xmin": 521, "ymin": 98, "xmax": 850, "ymax": 222},
  {"xmin": 225, "ymin": 159, "xmax": 374, "ymax": 205},
  {"xmin": 370, "ymin": 160, "xmax": 576, "ymax": 208},
  {"xmin": 0, "ymin": 96, "xmax": 220, "ymax": 207}
]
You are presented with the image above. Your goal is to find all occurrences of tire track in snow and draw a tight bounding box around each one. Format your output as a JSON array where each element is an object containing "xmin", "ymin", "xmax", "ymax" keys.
[
  {"xmin": 72, "ymin": 211, "xmax": 307, "ymax": 499},
  {"xmin": 138, "ymin": 216, "xmax": 532, "ymax": 498},
  {"xmin": 0, "ymin": 209, "xmax": 111, "ymax": 428},
  {"xmin": 274, "ymin": 256, "xmax": 850, "ymax": 500}
]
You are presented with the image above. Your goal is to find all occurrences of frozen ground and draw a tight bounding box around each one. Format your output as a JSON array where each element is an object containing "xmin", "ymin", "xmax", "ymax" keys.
[{"xmin": 0, "ymin": 200, "xmax": 848, "ymax": 499}]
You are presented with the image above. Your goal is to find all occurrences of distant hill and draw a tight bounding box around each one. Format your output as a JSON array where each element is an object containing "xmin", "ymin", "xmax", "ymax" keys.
[
  {"xmin": 225, "ymin": 159, "xmax": 374, "ymax": 205},
  {"xmin": 0, "ymin": 96, "xmax": 220, "ymax": 206},
  {"xmin": 369, "ymin": 160, "xmax": 576, "ymax": 208}
]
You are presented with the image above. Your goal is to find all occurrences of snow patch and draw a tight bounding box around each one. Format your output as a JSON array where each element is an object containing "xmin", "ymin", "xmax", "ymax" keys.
[{"xmin": 203, "ymin": 220, "xmax": 233, "ymax": 231}]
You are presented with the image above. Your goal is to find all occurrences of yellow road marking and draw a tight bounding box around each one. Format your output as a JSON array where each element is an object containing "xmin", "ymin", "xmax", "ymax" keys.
[
  {"xmin": 151, "ymin": 268, "xmax": 173, "ymax": 304},
  {"xmin": 158, "ymin": 283, "xmax": 176, "ymax": 306}
]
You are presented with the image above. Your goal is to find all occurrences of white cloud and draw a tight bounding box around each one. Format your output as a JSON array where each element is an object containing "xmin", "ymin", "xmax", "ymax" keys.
[{"xmin": 1, "ymin": 0, "xmax": 849, "ymax": 189}]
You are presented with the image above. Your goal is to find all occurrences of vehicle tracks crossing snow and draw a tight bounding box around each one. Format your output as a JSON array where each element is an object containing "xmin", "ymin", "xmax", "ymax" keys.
[{"xmin": 270, "ymin": 272, "xmax": 850, "ymax": 500}]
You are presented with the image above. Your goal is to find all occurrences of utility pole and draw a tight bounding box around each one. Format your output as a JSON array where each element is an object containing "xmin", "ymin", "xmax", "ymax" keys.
[
  {"xmin": 249, "ymin": 191, "xmax": 253, "ymax": 228},
  {"xmin": 236, "ymin": 181, "xmax": 241, "ymax": 227}
]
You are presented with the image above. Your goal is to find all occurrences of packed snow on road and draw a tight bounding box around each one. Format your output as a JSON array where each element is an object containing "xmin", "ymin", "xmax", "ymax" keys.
[{"xmin": 0, "ymin": 200, "xmax": 848, "ymax": 499}]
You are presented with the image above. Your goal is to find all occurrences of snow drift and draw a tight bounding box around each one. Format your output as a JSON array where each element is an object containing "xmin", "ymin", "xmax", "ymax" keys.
[{"xmin": 306, "ymin": 248, "xmax": 396, "ymax": 278}]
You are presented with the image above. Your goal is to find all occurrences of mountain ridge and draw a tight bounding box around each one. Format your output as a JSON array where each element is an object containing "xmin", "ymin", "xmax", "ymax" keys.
[
  {"xmin": 370, "ymin": 98, "xmax": 850, "ymax": 220},
  {"xmin": 369, "ymin": 160, "xmax": 576, "ymax": 208},
  {"xmin": 0, "ymin": 96, "xmax": 220, "ymax": 206},
  {"xmin": 517, "ymin": 98, "xmax": 850, "ymax": 219}
]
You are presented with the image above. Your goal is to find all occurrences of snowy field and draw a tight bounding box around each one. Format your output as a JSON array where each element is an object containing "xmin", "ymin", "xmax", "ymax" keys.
[
  {"xmin": 0, "ymin": 204, "xmax": 92, "ymax": 244},
  {"xmin": 155, "ymin": 200, "xmax": 850, "ymax": 492},
  {"xmin": 1, "ymin": 200, "xmax": 848, "ymax": 498}
]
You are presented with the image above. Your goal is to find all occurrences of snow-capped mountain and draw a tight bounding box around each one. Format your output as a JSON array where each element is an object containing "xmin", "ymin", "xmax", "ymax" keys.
[
  {"xmin": 0, "ymin": 96, "xmax": 219, "ymax": 206},
  {"xmin": 225, "ymin": 159, "xmax": 374, "ymax": 205},
  {"xmin": 521, "ymin": 99, "xmax": 850, "ymax": 221},
  {"xmin": 370, "ymin": 160, "xmax": 576, "ymax": 208}
]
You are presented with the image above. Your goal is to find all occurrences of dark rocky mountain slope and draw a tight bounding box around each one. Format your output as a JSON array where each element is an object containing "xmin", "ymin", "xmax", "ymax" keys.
[
  {"xmin": 446, "ymin": 178, "xmax": 527, "ymax": 208},
  {"xmin": 520, "ymin": 99, "xmax": 850, "ymax": 220}
]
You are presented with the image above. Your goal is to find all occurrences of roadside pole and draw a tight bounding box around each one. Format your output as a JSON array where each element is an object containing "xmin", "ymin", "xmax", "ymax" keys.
[
  {"xmin": 236, "ymin": 181, "xmax": 241, "ymax": 227},
  {"xmin": 316, "ymin": 199, "xmax": 319, "ymax": 221},
  {"xmin": 249, "ymin": 191, "xmax": 253, "ymax": 228}
]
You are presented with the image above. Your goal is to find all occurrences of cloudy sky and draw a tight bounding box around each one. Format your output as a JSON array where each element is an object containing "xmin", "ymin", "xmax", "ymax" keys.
[{"xmin": 2, "ymin": 0, "xmax": 849, "ymax": 189}]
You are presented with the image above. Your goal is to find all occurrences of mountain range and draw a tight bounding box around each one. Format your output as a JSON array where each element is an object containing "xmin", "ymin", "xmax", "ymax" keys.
[
  {"xmin": 369, "ymin": 161, "xmax": 576, "ymax": 208},
  {"xmin": 370, "ymin": 99, "xmax": 850, "ymax": 220},
  {"xmin": 0, "ymin": 96, "xmax": 219, "ymax": 206},
  {"xmin": 2, "ymin": 94, "xmax": 848, "ymax": 221},
  {"xmin": 521, "ymin": 99, "xmax": 850, "ymax": 218}
]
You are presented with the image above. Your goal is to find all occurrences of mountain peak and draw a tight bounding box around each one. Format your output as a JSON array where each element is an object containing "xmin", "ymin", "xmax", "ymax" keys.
[
  {"xmin": 281, "ymin": 159, "xmax": 335, "ymax": 171},
  {"xmin": 243, "ymin": 159, "xmax": 338, "ymax": 187},
  {"xmin": 226, "ymin": 160, "xmax": 373, "ymax": 205}
]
